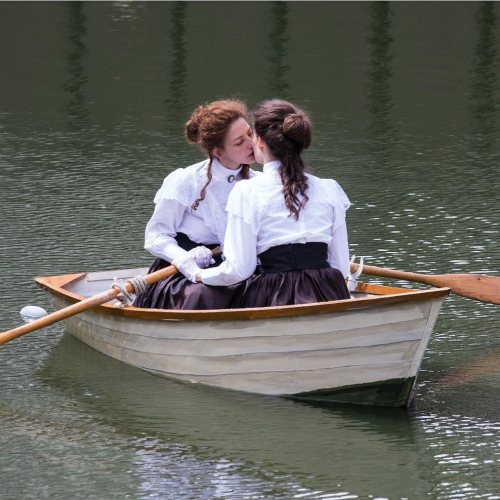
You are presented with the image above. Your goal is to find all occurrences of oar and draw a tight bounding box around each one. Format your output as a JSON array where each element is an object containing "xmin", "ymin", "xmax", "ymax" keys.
[
  {"xmin": 0, "ymin": 248, "xmax": 220, "ymax": 346},
  {"xmin": 350, "ymin": 262, "xmax": 500, "ymax": 305}
]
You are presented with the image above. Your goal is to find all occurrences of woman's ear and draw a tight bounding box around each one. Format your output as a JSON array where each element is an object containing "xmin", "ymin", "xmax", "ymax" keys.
[
  {"xmin": 256, "ymin": 136, "xmax": 265, "ymax": 151},
  {"xmin": 212, "ymin": 147, "xmax": 223, "ymax": 161}
]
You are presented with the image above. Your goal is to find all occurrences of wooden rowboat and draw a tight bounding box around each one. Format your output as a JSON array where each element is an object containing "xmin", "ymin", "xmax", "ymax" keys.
[{"xmin": 36, "ymin": 268, "xmax": 450, "ymax": 407}]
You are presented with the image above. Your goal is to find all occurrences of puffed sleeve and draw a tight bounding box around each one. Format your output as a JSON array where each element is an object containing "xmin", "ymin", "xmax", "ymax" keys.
[
  {"xmin": 327, "ymin": 180, "xmax": 351, "ymax": 277},
  {"xmin": 144, "ymin": 169, "xmax": 193, "ymax": 263},
  {"xmin": 154, "ymin": 168, "xmax": 194, "ymax": 206},
  {"xmin": 144, "ymin": 198, "xmax": 190, "ymax": 263},
  {"xmin": 200, "ymin": 182, "xmax": 258, "ymax": 286}
]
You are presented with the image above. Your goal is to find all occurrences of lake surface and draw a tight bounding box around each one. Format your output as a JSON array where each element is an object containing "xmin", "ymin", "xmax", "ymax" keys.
[{"xmin": 0, "ymin": 2, "xmax": 499, "ymax": 498}]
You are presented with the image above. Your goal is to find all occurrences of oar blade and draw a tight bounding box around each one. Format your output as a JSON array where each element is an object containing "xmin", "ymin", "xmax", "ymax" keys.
[
  {"xmin": 432, "ymin": 274, "xmax": 500, "ymax": 305},
  {"xmin": 353, "ymin": 263, "xmax": 500, "ymax": 305}
]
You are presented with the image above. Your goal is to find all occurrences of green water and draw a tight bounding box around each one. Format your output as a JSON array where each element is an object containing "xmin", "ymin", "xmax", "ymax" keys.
[{"xmin": 0, "ymin": 2, "xmax": 499, "ymax": 498}]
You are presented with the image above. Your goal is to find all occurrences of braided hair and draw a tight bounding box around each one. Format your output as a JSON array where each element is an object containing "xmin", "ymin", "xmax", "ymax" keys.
[
  {"xmin": 185, "ymin": 99, "xmax": 251, "ymax": 210},
  {"xmin": 252, "ymin": 99, "xmax": 312, "ymax": 219}
]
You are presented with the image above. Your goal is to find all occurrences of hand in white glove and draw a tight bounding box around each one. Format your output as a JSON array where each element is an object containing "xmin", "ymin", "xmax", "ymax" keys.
[
  {"xmin": 172, "ymin": 252, "xmax": 203, "ymax": 283},
  {"xmin": 189, "ymin": 245, "xmax": 215, "ymax": 268}
]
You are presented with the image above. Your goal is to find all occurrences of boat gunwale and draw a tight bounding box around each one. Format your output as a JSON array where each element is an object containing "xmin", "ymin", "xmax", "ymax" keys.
[{"xmin": 35, "ymin": 272, "xmax": 451, "ymax": 322}]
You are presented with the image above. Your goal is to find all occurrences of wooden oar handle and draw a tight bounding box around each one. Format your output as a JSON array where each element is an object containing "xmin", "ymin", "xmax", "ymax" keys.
[
  {"xmin": 0, "ymin": 246, "xmax": 223, "ymax": 346},
  {"xmin": 141, "ymin": 246, "xmax": 221, "ymax": 288},
  {"xmin": 0, "ymin": 287, "xmax": 122, "ymax": 346},
  {"xmin": 351, "ymin": 262, "xmax": 425, "ymax": 283}
]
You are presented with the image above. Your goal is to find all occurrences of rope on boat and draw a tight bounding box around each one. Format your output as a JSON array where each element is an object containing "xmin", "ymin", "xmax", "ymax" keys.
[
  {"xmin": 111, "ymin": 276, "xmax": 148, "ymax": 307},
  {"xmin": 127, "ymin": 276, "xmax": 148, "ymax": 296}
]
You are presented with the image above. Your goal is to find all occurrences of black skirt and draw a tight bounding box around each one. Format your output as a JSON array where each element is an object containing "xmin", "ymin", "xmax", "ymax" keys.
[
  {"xmin": 133, "ymin": 234, "xmax": 244, "ymax": 310},
  {"xmin": 231, "ymin": 242, "xmax": 350, "ymax": 308},
  {"xmin": 232, "ymin": 267, "xmax": 350, "ymax": 308}
]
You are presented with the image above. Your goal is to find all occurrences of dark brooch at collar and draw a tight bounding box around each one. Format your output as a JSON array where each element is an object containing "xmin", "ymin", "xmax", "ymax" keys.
[{"xmin": 227, "ymin": 174, "xmax": 236, "ymax": 183}]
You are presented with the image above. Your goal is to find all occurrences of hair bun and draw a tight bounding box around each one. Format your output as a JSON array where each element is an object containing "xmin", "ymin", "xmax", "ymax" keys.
[
  {"xmin": 282, "ymin": 112, "xmax": 311, "ymax": 149},
  {"xmin": 185, "ymin": 105, "xmax": 204, "ymax": 143}
]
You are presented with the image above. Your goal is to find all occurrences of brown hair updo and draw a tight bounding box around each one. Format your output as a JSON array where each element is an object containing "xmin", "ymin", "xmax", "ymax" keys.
[
  {"xmin": 252, "ymin": 99, "xmax": 312, "ymax": 219},
  {"xmin": 185, "ymin": 99, "xmax": 251, "ymax": 210}
]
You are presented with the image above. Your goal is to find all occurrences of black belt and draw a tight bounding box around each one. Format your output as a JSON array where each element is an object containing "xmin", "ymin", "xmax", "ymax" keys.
[{"xmin": 258, "ymin": 242, "xmax": 330, "ymax": 273}]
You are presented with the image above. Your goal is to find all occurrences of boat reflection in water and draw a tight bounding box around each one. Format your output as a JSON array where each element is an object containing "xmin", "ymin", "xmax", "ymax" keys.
[{"xmin": 38, "ymin": 334, "xmax": 430, "ymax": 497}]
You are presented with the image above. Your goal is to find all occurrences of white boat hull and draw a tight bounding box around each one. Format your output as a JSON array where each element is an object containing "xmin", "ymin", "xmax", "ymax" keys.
[{"xmin": 41, "ymin": 268, "xmax": 448, "ymax": 407}]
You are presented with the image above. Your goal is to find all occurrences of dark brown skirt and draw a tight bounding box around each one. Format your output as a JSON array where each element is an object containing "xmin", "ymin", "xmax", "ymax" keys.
[
  {"xmin": 231, "ymin": 267, "xmax": 350, "ymax": 308},
  {"xmin": 133, "ymin": 258, "xmax": 244, "ymax": 310}
]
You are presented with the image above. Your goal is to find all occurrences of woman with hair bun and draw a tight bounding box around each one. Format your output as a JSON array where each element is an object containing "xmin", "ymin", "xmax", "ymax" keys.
[
  {"xmin": 178, "ymin": 99, "xmax": 351, "ymax": 307},
  {"xmin": 134, "ymin": 99, "xmax": 256, "ymax": 310}
]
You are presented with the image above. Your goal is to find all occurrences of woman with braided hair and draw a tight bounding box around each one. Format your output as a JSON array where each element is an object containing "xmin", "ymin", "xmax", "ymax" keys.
[
  {"xmin": 177, "ymin": 99, "xmax": 351, "ymax": 307},
  {"xmin": 134, "ymin": 99, "xmax": 257, "ymax": 310}
]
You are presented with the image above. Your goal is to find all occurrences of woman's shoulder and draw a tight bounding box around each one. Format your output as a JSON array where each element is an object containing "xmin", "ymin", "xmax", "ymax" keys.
[
  {"xmin": 233, "ymin": 170, "xmax": 267, "ymax": 196},
  {"xmin": 166, "ymin": 159, "xmax": 209, "ymax": 180},
  {"xmin": 154, "ymin": 159, "xmax": 209, "ymax": 204},
  {"xmin": 248, "ymin": 167, "xmax": 262, "ymax": 178},
  {"xmin": 227, "ymin": 175, "xmax": 263, "ymax": 208},
  {"xmin": 162, "ymin": 159, "xmax": 211, "ymax": 189},
  {"xmin": 226, "ymin": 178, "xmax": 260, "ymax": 224},
  {"xmin": 307, "ymin": 174, "xmax": 351, "ymax": 208},
  {"xmin": 306, "ymin": 172, "xmax": 343, "ymax": 189},
  {"xmin": 232, "ymin": 176, "xmax": 254, "ymax": 194}
]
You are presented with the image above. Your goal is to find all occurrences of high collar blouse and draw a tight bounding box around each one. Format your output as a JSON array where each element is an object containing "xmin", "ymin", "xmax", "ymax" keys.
[
  {"xmin": 201, "ymin": 160, "xmax": 351, "ymax": 286},
  {"xmin": 144, "ymin": 158, "xmax": 251, "ymax": 264}
]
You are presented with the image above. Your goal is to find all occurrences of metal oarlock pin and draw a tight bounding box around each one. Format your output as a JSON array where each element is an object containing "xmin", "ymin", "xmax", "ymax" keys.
[{"xmin": 347, "ymin": 255, "xmax": 365, "ymax": 292}]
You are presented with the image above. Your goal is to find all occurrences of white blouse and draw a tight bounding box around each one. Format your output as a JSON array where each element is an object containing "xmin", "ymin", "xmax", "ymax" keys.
[
  {"xmin": 144, "ymin": 158, "xmax": 253, "ymax": 263},
  {"xmin": 201, "ymin": 160, "xmax": 351, "ymax": 286}
]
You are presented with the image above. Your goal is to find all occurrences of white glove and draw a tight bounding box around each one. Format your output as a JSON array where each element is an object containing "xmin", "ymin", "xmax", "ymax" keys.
[
  {"xmin": 189, "ymin": 245, "xmax": 215, "ymax": 268},
  {"xmin": 172, "ymin": 250, "xmax": 204, "ymax": 283}
]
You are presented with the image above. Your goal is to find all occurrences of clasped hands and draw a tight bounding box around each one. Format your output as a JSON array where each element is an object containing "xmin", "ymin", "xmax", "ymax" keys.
[{"xmin": 172, "ymin": 246, "xmax": 215, "ymax": 283}]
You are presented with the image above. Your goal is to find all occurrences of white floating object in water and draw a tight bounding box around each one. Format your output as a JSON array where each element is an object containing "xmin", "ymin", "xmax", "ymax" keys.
[{"xmin": 20, "ymin": 305, "xmax": 48, "ymax": 322}]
